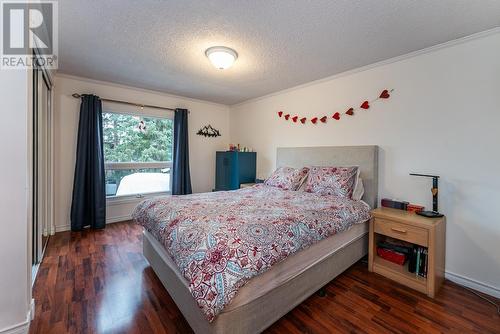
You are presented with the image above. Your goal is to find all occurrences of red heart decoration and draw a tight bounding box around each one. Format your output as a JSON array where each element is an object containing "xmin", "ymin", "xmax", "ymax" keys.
[
  {"xmin": 292, "ymin": 116, "xmax": 298, "ymax": 123},
  {"xmin": 332, "ymin": 112, "xmax": 340, "ymax": 120},
  {"xmin": 311, "ymin": 117, "xmax": 318, "ymax": 124},
  {"xmin": 300, "ymin": 117, "xmax": 307, "ymax": 124},
  {"xmin": 320, "ymin": 116, "xmax": 327, "ymax": 123},
  {"xmin": 284, "ymin": 114, "xmax": 290, "ymax": 120},
  {"xmin": 278, "ymin": 111, "xmax": 283, "ymax": 117},
  {"xmin": 360, "ymin": 101, "xmax": 370, "ymax": 109},
  {"xmin": 346, "ymin": 108, "xmax": 354, "ymax": 116},
  {"xmin": 379, "ymin": 89, "xmax": 390, "ymax": 99}
]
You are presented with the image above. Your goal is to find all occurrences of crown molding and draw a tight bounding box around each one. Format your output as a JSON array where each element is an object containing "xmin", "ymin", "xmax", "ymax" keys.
[
  {"xmin": 232, "ymin": 27, "xmax": 500, "ymax": 107},
  {"xmin": 54, "ymin": 73, "xmax": 230, "ymax": 109}
]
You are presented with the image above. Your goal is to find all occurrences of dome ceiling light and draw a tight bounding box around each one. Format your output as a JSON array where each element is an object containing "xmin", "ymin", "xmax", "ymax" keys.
[{"xmin": 205, "ymin": 46, "xmax": 238, "ymax": 70}]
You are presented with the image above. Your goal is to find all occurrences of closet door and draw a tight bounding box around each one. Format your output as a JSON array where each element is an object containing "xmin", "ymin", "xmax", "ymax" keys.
[
  {"xmin": 32, "ymin": 68, "xmax": 39, "ymax": 266},
  {"xmin": 32, "ymin": 65, "xmax": 53, "ymax": 267}
]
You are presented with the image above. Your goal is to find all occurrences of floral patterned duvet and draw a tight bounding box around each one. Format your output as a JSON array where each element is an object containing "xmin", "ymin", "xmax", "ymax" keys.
[{"xmin": 132, "ymin": 184, "xmax": 370, "ymax": 322}]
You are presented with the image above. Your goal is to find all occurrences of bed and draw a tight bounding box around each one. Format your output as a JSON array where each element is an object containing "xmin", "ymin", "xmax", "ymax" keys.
[{"xmin": 134, "ymin": 145, "xmax": 378, "ymax": 333}]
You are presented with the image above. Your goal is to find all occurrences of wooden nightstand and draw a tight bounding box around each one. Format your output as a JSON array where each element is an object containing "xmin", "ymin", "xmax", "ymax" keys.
[{"xmin": 368, "ymin": 207, "xmax": 446, "ymax": 298}]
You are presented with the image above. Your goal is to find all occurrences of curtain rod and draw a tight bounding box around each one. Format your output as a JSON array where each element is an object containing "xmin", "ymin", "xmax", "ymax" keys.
[{"xmin": 71, "ymin": 93, "xmax": 177, "ymax": 112}]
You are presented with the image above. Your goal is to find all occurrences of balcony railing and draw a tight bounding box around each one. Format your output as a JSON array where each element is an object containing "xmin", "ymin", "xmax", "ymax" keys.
[{"xmin": 105, "ymin": 161, "xmax": 172, "ymax": 199}]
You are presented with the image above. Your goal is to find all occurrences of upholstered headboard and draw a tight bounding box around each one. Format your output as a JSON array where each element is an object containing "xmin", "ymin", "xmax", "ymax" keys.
[{"xmin": 276, "ymin": 145, "xmax": 379, "ymax": 208}]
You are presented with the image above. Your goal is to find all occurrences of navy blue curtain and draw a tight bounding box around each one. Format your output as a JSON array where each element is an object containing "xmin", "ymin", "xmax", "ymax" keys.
[
  {"xmin": 172, "ymin": 108, "xmax": 192, "ymax": 195},
  {"xmin": 70, "ymin": 95, "xmax": 106, "ymax": 231}
]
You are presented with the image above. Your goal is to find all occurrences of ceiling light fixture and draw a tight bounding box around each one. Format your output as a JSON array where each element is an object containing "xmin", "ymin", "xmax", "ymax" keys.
[{"xmin": 205, "ymin": 46, "xmax": 238, "ymax": 70}]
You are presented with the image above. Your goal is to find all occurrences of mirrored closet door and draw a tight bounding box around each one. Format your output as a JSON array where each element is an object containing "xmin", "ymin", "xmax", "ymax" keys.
[{"xmin": 32, "ymin": 61, "xmax": 53, "ymax": 271}]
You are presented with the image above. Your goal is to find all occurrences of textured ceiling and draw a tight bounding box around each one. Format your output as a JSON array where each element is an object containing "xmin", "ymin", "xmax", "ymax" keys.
[{"xmin": 58, "ymin": 0, "xmax": 500, "ymax": 105}]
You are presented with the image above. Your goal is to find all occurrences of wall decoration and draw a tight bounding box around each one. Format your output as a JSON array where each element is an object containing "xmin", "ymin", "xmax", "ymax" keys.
[
  {"xmin": 138, "ymin": 120, "xmax": 147, "ymax": 133},
  {"xmin": 197, "ymin": 124, "xmax": 221, "ymax": 137},
  {"xmin": 277, "ymin": 89, "xmax": 394, "ymax": 125}
]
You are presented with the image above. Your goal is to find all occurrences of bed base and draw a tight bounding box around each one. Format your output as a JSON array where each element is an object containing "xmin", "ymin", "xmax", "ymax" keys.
[{"xmin": 143, "ymin": 230, "xmax": 368, "ymax": 334}]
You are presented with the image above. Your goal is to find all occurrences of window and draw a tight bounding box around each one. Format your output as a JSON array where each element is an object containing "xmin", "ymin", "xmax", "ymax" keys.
[{"xmin": 103, "ymin": 111, "xmax": 173, "ymax": 198}]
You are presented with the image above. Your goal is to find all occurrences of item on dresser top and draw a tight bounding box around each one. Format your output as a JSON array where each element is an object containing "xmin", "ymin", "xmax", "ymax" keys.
[
  {"xmin": 381, "ymin": 198, "xmax": 409, "ymax": 210},
  {"xmin": 264, "ymin": 166, "xmax": 309, "ymax": 190},
  {"xmin": 228, "ymin": 143, "xmax": 244, "ymax": 151},
  {"xmin": 409, "ymin": 173, "xmax": 444, "ymax": 218},
  {"xmin": 304, "ymin": 166, "xmax": 358, "ymax": 198}
]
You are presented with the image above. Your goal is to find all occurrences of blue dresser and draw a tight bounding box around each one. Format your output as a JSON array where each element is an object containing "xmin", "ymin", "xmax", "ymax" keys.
[{"xmin": 215, "ymin": 151, "xmax": 256, "ymax": 191}]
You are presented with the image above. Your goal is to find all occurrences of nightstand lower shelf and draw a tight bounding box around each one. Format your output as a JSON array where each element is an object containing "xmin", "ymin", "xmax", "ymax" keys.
[{"xmin": 372, "ymin": 256, "xmax": 427, "ymax": 294}]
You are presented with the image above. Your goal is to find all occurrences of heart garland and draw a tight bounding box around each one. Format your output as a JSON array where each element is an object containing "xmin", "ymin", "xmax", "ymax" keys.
[
  {"xmin": 379, "ymin": 89, "xmax": 390, "ymax": 99},
  {"xmin": 277, "ymin": 89, "xmax": 393, "ymax": 125}
]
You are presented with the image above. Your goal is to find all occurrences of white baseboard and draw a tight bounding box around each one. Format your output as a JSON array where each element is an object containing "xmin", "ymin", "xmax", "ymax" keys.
[
  {"xmin": 0, "ymin": 321, "xmax": 29, "ymax": 334},
  {"xmin": 445, "ymin": 271, "xmax": 500, "ymax": 298},
  {"xmin": 54, "ymin": 214, "xmax": 132, "ymax": 233},
  {"xmin": 0, "ymin": 300, "xmax": 34, "ymax": 334},
  {"xmin": 30, "ymin": 299, "xmax": 35, "ymax": 321},
  {"xmin": 54, "ymin": 224, "xmax": 71, "ymax": 233}
]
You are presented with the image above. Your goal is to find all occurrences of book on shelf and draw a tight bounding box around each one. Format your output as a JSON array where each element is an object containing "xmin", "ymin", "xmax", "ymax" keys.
[
  {"xmin": 416, "ymin": 249, "xmax": 421, "ymax": 276},
  {"xmin": 407, "ymin": 246, "xmax": 428, "ymax": 278},
  {"xmin": 420, "ymin": 248, "xmax": 428, "ymax": 278},
  {"xmin": 408, "ymin": 247, "xmax": 417, "ymax": 273}
]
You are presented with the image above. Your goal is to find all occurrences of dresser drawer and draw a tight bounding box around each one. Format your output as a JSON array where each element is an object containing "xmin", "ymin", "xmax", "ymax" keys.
[{"xmin": 374, "ymin": 218, "xmax": 428, "ymax": 246}]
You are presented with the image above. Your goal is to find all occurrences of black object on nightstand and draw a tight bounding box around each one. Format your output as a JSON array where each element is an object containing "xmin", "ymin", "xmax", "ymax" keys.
[{"xmin": 410, "ymin": 173, "xmax": 444, "ymax": 218}]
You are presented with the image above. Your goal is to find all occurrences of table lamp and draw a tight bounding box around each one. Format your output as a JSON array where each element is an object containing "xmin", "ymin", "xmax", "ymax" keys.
[{"xmin": 410, "ymin": 173, "xmax": 444, "ymax": 218}]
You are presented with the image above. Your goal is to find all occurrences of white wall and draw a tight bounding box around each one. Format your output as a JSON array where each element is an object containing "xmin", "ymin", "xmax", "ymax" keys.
[
  {"xmin": 53, "ymin": 75, "xmax": 230, "ymax": 231},
  {"xmin": 0, "ymin": 70, "xmax": 32, "ymax": 332},
  {"xmin": 230, "ymin": 31, "xmax": 500, "ymax": 295}
]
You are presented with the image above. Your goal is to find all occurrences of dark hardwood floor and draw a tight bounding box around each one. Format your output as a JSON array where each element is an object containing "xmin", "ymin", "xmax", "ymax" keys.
[{"xmin": 30, "ymin": 221, "xmax": 500, "ymax": 334}]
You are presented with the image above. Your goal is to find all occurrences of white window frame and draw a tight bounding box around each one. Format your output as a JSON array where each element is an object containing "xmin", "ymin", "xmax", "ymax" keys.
[{"xmin": 103, "ymin": 109, "xmax": 174, "ymax": 204}]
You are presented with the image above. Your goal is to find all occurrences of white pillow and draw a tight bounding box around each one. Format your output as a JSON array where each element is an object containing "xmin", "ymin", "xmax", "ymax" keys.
[{"xmin": 352, "ymin": 177, "xmax": 364, "ymax": 201}]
